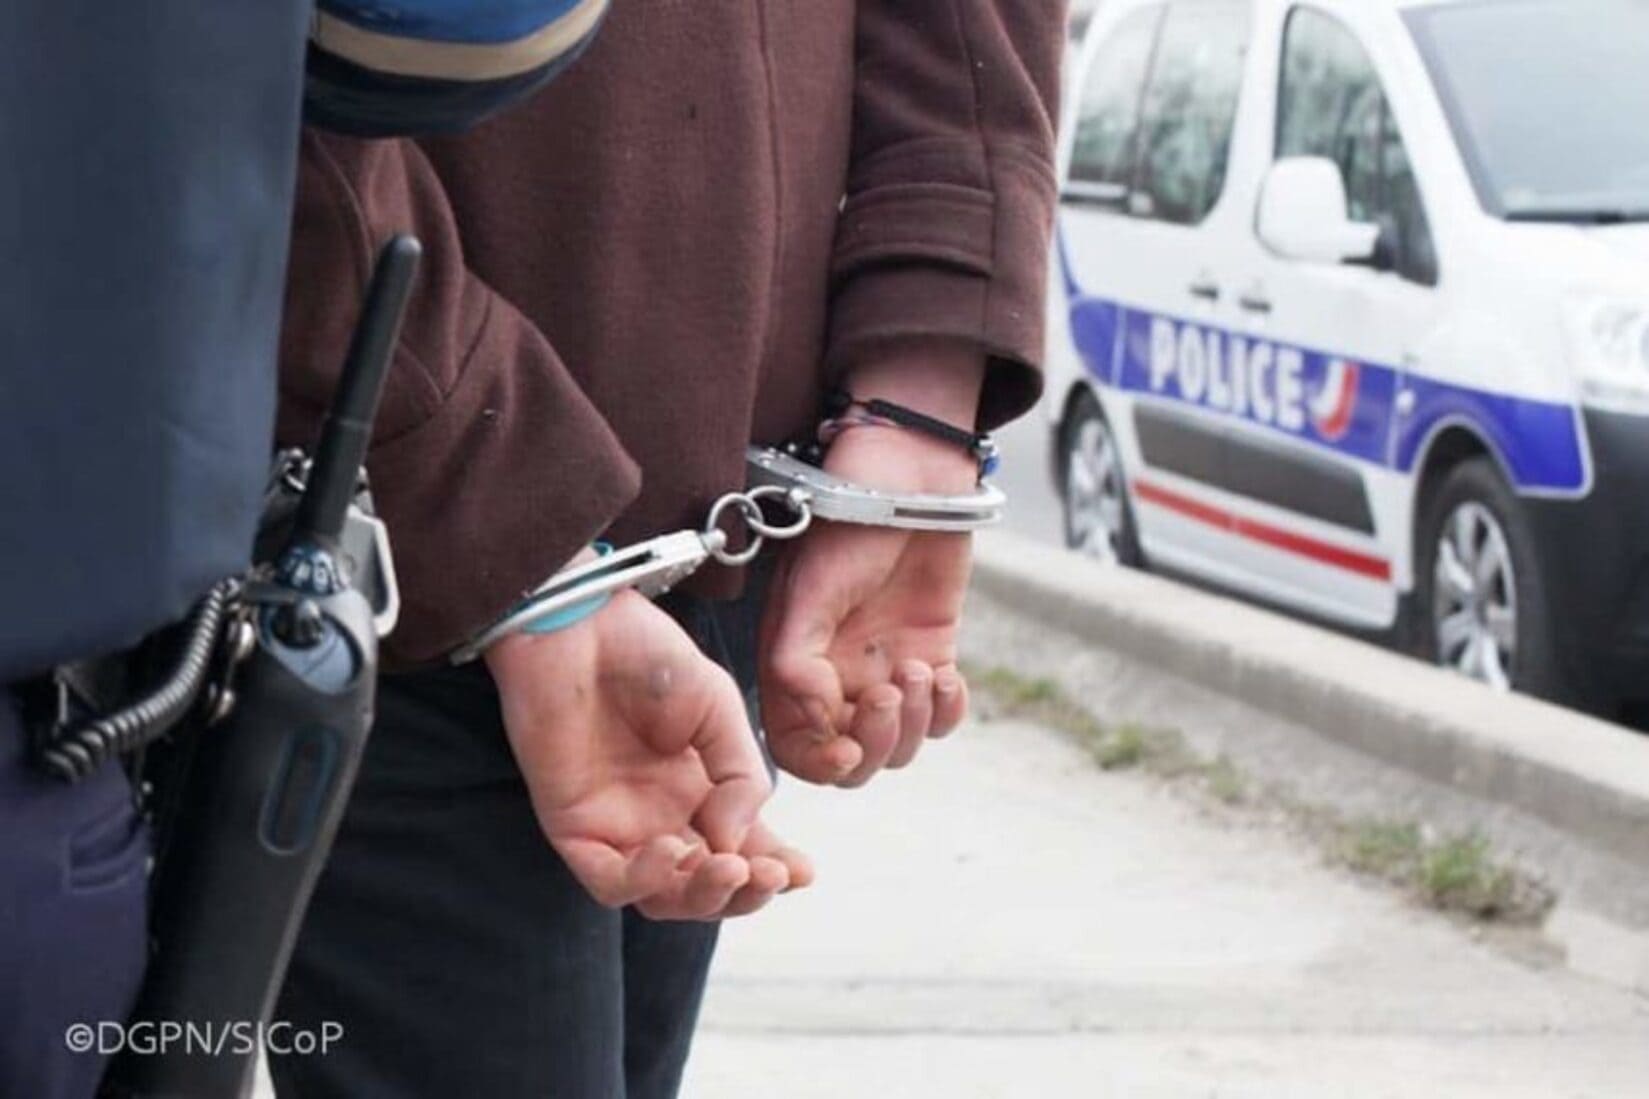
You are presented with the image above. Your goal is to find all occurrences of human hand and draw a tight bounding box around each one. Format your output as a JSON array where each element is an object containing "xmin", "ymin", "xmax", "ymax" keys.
[
  {"xmin": 758, "ymin": 343, "xmax": 984, "ymax": 787},
  {"xmin": 486, "ymin": 590, "xmax": 812, "ymax": 920}
]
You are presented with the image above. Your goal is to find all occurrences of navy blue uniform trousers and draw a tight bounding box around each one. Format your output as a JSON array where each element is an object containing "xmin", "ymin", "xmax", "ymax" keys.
[
  {"xmin": 271, "ymin": 584, "xmax": 766, "ymax": 1098},
  {"xmin": 0, "ymin": 700, "xmax": 150, "ymax": 1098}
]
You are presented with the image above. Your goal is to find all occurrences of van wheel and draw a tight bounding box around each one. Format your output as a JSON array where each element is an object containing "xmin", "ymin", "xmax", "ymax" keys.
[
  {"xmin": 1060, "ymin": 392, "xmax": 1142, "ymax": 566},
  {"xmin": 1414, "ymin": 458, "xmax": 1566, "ymax": 700}
]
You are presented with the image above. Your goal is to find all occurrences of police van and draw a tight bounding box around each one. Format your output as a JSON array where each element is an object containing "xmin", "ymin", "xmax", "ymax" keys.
[{"xmin": 1047, "ymin": 0, "xmax": 1649, "ymax": 712}]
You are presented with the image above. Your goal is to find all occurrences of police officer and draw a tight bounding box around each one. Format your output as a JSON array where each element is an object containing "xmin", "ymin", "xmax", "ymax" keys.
[
  {"xmin": 0, "ymin": 5, "xmax": 313, "ymax": 1095},
  {"xmin": 1, "ymin": 3, "xmax": 611, "ymax": 1094}
]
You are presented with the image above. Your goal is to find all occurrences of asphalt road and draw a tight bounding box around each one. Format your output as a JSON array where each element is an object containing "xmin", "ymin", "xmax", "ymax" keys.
[
  {"xmin": 686, "ymin": 713, "xmax": 1649, "ymax": 1098},
  {"xmin": 992, "ymin": 401, "xmax": 1066, "ymax": 549}
]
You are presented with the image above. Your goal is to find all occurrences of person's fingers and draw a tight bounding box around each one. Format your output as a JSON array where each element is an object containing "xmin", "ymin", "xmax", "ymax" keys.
[
  {"xmin": 721, "ymin": 855, "xmax": 790, "ymax": 918},
  {"xmin": 888, "ymin": 660, "xmax": 934, "ymax": 769},
  {"xmin": 725, "ymin": 820, "xmax": 815, "ymax": 915},
  {"xmin": 766, "ymin": 714, "xmax": 863, "ymax": 785},
  {"xmin": 773, "ymin": 843, "xmax": 815, "ymax": 892},
  {"xmin": 838, "ymin": 682, "xmax": 902, "ymax": 788},
  {"xmin": 556, "ymin": 834, "xmax": 696, "ymax": 910},
  {"xmin": 678, "ymin": 852, "xmax": 752, "ymax": 920},
  {"xmin": 689, "ymin": 666, "xmax": 772, "ymax": 854},
  {"xmin": 765, "ymin": 648, "xmax": 846, "ymax": 737},
  {"xmin": 930, "ymin": 663, "xmax": 969, "ymax": 738},
  {"xmin": 742, "ymin": 818, "xmax": 813, "ymax": 886}
]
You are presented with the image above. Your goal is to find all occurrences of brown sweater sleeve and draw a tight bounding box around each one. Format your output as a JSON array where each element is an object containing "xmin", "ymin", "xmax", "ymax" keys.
[
  {"xmin": 827, "ymin": 0, "xmax": 1067, "ymax": 429},
  {"xmin": 277, "ymin": 131, "xmax": 641, "ymax": 666}
]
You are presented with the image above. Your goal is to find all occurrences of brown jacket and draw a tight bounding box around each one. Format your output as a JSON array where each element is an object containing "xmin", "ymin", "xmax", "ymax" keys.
[{"xmin": 279, "ymin": 1, "xmax": 1067, "ymax": 665}]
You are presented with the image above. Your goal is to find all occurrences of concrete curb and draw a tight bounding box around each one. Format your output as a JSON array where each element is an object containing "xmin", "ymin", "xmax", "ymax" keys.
[{"xmin": 971, "ymin": 530, "xmax": 1649, "ymax": 873}]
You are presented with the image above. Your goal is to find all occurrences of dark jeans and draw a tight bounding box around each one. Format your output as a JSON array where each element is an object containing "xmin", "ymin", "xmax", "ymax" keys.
[
  {"xmin": 271, "ymin": 587, "xmax": 765, "ymax": 1099},
  {"xmin": 0, "ymin": 697, "xmax": 150, "ymax": 1099}
]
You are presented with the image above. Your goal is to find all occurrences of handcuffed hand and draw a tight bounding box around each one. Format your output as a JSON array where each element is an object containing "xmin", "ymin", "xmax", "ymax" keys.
[
  {"xmin": 759, "ymin": 358, "xmax": 981, "ymax": 787},
  {"xmin": 485, "ymin": 590, "xmax": 812, "ymax": 920}
]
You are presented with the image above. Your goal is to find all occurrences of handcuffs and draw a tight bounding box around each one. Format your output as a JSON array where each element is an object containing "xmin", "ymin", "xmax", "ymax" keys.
[{"xmin": 450, "ymin": 446, "xmax": 1005, "ymax": 664}]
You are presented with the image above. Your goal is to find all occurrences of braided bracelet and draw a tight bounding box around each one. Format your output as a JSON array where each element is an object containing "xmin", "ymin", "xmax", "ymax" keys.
[{"xmin": 820, "ymin": 389, "xmax": 999, "ymax": 479}]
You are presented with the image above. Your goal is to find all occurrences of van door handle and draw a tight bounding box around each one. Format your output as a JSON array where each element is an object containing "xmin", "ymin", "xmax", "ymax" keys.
[
  {"xmin": 1188, "ymin": 278, "xmax": 1221, "ymax": 303},
  {"xmin": 1238, "ymin": 289, "xmax": 1273, "ymax": 314}
]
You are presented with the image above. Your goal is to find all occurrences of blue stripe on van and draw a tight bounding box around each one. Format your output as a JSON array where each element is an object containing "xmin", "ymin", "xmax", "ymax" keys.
[
  {"xmin": 1392, "ymin": 377, "xmax": 1587, "ymax": 490},
  {"xmin": 1063, "ymin": 272, "xmax": 1588, "ymax": 494}
]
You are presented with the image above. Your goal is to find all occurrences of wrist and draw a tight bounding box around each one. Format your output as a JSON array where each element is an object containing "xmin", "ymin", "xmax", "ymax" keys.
[
  {"xmin": 482, "ymin": 581, "xmax": 623, "ymax": 683},
  {"xmin": 476, "ymin": 543, "xmax": 607, "ymax": 670},
  {"xmin": 844, "ymin": 339, "xmax": 985, "ymax": 429},
  {"xmin": 821, "ymin": 420, "xmax": 980, "ymax": 496},
  {"xmin": 830, "ymin": 340, "xmax": 993, "ymax": 493},
  {"xmin": 484, "ymin": 625, "xmax": 574, "ymax": 685}
]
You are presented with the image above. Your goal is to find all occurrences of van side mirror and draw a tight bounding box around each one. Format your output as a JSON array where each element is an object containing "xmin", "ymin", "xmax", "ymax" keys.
[
  {"xmin": 1354, "ymin": 213, "xmax": 1401, "ymax": 274},
  {"xmin": 1256, "ymin": 157, "xmax": 1382, "ymax": 266}
]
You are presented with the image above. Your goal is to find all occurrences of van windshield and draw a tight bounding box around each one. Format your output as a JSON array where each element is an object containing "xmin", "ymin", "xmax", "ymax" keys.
[{"xmin": 1406, "ymin": 0, "xmax": 1649, "ymax": 223}]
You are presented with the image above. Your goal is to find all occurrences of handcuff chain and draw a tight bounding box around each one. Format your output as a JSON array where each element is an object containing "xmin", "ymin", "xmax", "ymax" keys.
[
  {"xmin": 702, "ymin": 485, "xmax": 813, "ymax": 568},
  {"xmin": 457, "ymin": 449, "xmax": 1001, "ymax": 662}
]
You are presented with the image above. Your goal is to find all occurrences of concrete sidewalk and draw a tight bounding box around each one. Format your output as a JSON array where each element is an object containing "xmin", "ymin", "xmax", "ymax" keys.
[{"xmin": 681, "ymin": 715, "xmax": 1649, "ymax": 1098}]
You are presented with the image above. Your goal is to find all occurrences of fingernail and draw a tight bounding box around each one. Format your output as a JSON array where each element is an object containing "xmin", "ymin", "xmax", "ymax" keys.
[{"xmin": 825, "ymin": 741, "xmax": 856, "ymax": 772}]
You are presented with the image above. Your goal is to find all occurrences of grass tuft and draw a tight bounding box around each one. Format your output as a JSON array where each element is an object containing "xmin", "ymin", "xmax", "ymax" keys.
[
  {"xmin": 1420, "ymin": 834, "xmax": 1520, "ymax": 918},
  {"xmin": 1331, "ymin": 821, "xmax": 1547, "ymax": 923},
  {"xmin": 1092, "ymin": 724, "xmax": 1142, "ymax": 770},
  {"xmin": 1337, "ymin": 819, "xmax": 1424, "ymax": 882},
  {"xmin": 966, "ymin": 660, "xmax": 1554, "ymax": 927},
  {"xmin": 1202, "ymin": 756, "xmax": 1246, "ymax": 805}
]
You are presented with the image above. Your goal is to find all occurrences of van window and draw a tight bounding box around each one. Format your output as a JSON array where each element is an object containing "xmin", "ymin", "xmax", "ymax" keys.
[
  {"xmin": 1067, "ymin": 5, "xmax": 1164, "ymax": 206},
  {"xmin": 1406, "ymin": 0, "xmax": 1649, "ymax": 221},
  {"xmin": 1277, "ymin": 7, "xmax": 1438, "ymax": 285},
  {"xmin": 1130, "ymin": 1, "xmax": 1252, "ymax": 225}
]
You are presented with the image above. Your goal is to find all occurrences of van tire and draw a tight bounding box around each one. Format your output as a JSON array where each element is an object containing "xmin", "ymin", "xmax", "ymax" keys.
[
  {"xmin": 1413, "ymin": 457, "xmax": 1575, "ymax": 705},
  {"xmin": 1059, "ymin": 391, "xmax": 1143, "ymax": 567}
]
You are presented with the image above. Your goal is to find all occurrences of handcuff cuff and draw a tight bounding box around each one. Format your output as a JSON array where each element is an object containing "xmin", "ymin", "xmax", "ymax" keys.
[{"xmin": 449, "ymin": 445, "xmax": 1005, "ymax": 665}]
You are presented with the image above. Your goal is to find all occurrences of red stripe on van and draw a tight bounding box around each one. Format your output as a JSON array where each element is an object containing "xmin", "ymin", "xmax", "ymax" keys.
[{"xmin": 1132, "ymin": 478, "xmax": 1392, "ymax": 581}]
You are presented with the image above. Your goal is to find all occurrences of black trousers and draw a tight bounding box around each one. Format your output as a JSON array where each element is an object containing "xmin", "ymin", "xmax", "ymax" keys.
[{"xmin": 270, "ymin": 587, "xmax": 765, "ymax": 1099}]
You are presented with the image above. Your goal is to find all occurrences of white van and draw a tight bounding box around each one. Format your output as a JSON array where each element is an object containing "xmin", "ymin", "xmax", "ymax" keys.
[{"xmin": 1047, "ymin": 0, "xmax": 1649, "ymax": 712}]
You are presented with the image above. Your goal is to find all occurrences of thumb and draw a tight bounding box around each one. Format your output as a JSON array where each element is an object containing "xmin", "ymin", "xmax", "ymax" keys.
[
  {"xmin": 761, "ymin": 556, "xmax": 850, "ymax": 739},
  {"xmin": 690, "ymin": 666, "xmax": 772, "ymax": 854},
  {"xmin": 759, "ymin": 546, "xmax": 863, "ymax": 782},
  {"xmin": 760, "ymin": 643, "xmax": 865, "ymax": 785}
]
